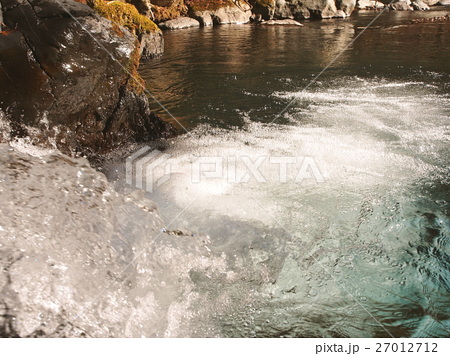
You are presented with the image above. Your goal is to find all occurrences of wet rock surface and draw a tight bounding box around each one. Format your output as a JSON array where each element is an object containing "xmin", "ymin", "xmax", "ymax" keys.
[{"xmin": 0, "ymin": 0, "xmax": 172, "ymax": 158}]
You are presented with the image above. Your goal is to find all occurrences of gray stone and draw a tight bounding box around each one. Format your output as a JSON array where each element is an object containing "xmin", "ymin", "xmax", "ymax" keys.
[
  {"xmin": 390, "ymin": 1, "xmax": 413, "ymax": 10},
  {"xmin": 261, "ymin": 18, "xmax": 304, "ymax": 25},
  {"xmin": 356, "ymin": 0, "xmax": 385, "ymax": 9},
  {"xmin": 159, "ymin": 16, "xmax": 201, "ymax": 30},
  {"xmin": 411, "ymin": 0, "xmax": 430, "ymax": 9}
]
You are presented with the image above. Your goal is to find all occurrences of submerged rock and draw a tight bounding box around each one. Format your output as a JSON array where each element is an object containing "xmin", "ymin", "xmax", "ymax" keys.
[
  {"xmin": 260, "ymin": 18, "xmax": 304, "ymax": 25},
  {"xmin": 159, "ymin": 16, "xmax": 201, "ymax": 29},
  {"xmin": 0, "ymin": 0, "xmax": 172, "ymax": 158}
]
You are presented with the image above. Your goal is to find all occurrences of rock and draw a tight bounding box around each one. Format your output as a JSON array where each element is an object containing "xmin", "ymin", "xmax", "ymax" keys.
[
  {"xmin": 389, "ymin": 1, "xmax": 413, "ymax": 10},
  {"xmin": 411, "ymin": 0, "xmax": 430, "ymax": 9},
  {"xmin": 420, "ymin": 0, "xmax": 439, "ymax": 4},
  {"xmin": 139, "ymin": 31, "xmax": 164, "ymax": 58},
  {"xmin": 0, "ymin": 0, "xmax": 172, "ymax": 158},
  {"xmin": 187, "ymin": 1, "xmax": 252, "ymax": 25},
  {"xmin": 210, "ymin": 2, "xmax": 252, "ymax": 24},
  {"xmin": 261, "ymin": 18, "xmax": 304, "ymax": 25},
  {"xmin": 190, "ymin": 10, "xmax": 214, "ymax": 26},
  {"xmin": 337, "ymin": 0, "xmax": 357, "ymax": 15},
  {"xmin": 255, "ymin": 0, "xmax": 356, "ymax": 21},
  {"xmin": 356, "ymin": 0, "xmax": 385, "ymax": 9},
  {"xmin": 159, "ymin": 16, "xmax": 201, "ymax": 29},
  {"xmin": 334, "ymin": 9, "xmax": 347, "ymax": 17}
]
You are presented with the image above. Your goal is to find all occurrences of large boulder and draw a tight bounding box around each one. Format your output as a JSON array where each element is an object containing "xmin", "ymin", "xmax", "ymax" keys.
[{"xmin": 0, "ymin": 0, "xmax": 171, "ymax": 158}]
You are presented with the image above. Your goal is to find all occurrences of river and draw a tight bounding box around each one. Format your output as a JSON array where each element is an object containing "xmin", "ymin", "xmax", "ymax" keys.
[{"xmin": 127, "ymin": 9, "xmax": 450, "ymax": 337}]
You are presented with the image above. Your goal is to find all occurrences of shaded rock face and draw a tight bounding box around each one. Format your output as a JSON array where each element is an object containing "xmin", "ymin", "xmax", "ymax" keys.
[
  {"xmin": 159, "ymin": 16, "xmax": 201, "ymax": 29},
  {"xmin": 0, "ymin": 0, "xmax": 171, "ymax": 158},
  {"xmin": 254, "ymin": 0, "xmax": 356, "ymax": 20}
]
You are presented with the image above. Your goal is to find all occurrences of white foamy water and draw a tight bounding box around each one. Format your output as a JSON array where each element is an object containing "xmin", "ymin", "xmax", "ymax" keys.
[
  {"xmin": 110, "ymin": 77, "xmax": 450, "ymax": 337},
  {"xmin": 2, "ymin": 77, "xmax": 449, "ymax": 337}
]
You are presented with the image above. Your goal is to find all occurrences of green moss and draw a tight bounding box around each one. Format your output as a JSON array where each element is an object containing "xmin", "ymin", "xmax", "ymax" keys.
[
  {"xmin": 88, "ymin": 1, "xmax": 153, "ymax": 94},
  {"xmin": 185, "ymin": 0, "xmax": 234, "ymax": 12},
  {"xmin": 90, "ymin": 0, "xmax": 160, "ymax": 35}
]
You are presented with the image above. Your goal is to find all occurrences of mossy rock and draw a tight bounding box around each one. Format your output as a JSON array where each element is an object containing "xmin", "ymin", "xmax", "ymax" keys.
[
  {"xmin": 89, "ymin": 0, "xmax": 160, "ymax": 35},
  {"xmin": 151, "ymin": 0, "xmax": 187, "ymax": 22}
]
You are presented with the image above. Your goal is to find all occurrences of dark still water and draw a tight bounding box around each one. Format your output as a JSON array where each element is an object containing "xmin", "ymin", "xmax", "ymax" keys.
[
  {"xmin": 128, "ymin": 9, "xmax": 450, "ymax": 337},
  {"xmin": 141, "ymin": 9, "xmax": 450, "ymax": 129}
]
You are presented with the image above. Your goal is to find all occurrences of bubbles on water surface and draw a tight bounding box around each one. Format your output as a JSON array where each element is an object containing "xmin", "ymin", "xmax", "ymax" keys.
[{"xmin": 131, "ymin": 77, "xmax": 450, "ymax": 337}]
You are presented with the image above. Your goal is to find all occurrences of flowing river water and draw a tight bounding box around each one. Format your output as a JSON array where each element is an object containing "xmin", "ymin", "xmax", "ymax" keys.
[
  {"xmin": 132, "ymin": 9, "xmax": 450, "ymax": 337},
  {"xmin": 3, "ymin": 9, "xmax": 448, "ymax": 338}
]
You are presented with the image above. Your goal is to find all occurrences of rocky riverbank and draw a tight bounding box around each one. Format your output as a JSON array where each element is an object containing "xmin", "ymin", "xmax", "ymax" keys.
[{"xmin": 0, "ymin": 0, "xmax": 173, "ymax": 161}]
